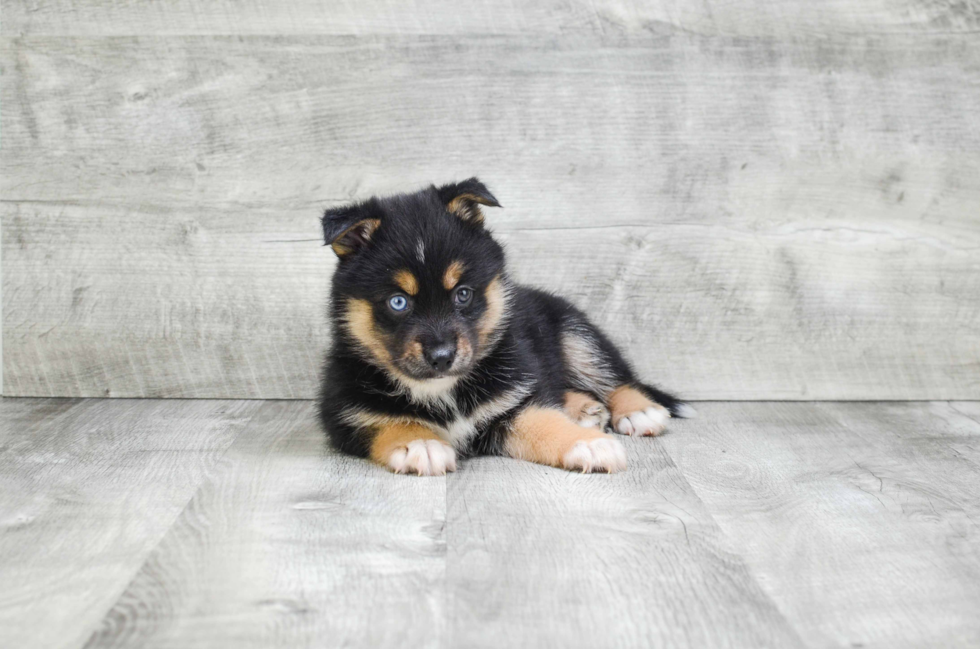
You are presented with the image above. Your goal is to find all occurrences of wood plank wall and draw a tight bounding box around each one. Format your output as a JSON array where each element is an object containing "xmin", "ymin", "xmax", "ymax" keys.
[{"xmin": 2, "ymin": 2, "xmax": 979, "ymax": 399}]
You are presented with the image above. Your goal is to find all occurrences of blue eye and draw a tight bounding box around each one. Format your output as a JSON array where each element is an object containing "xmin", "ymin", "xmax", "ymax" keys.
[
  {"xmin": 454, "ymin": 286, "xmax": 473, "ymax": 306},
  {"xmin": 388, "ymin": 295, "xmax": 409, "ymax": 312}
]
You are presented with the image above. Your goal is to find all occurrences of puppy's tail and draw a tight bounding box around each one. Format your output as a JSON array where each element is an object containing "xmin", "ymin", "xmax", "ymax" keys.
[{"xmin": 637, "ymin": 383, "xmax": 698, "ymax": 419}]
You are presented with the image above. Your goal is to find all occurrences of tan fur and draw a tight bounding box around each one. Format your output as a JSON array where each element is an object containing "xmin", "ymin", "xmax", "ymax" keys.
[
  {"xmin": 456, "ymin": 334, "xmax": 474, "ymax": 366},
  {"xmin": 504, "ymin": 406, "xmax": 607, "ymax": 468},
  {"xmin": 369, "ymin": 421, "xmax": 442, "ymax": 466},
  {"xmin": 340, "ymin": 408, "xmax": 425, "ymax": 431},
  {"xmin": 447, "ymin": 194, "xmax": 489, "ymax": 224},
  {"xmin": 563, "ymin": 390, "xmax": 610, "ymax": 428},
  {"xmin": 401, "ymin": 339, "xmax": 424, "ymax": 365},
  {"xmin": 393, "ymin": 269, "xmax": 419, "ymax": 296},
  {"xmin": 564, "ymin": 391, "xmax": 598, "ymax": 418},
  {"xmin": 477, "ymin": 276, "xmax": 507, "ymax": 349},
  {"xmin": 608, "ymin": 385, "xmax": 669, "ymax": 423},
  {"xmin": 443, "ymin": 260, "xmax": 465, "ymax": 290},
  {"xmin": 330, "ymin": 219, "xmax": 381, "ymax": 257},
  {"xmin": 344, "ymin": 298, "xmax": 393, "ymax": 365}
]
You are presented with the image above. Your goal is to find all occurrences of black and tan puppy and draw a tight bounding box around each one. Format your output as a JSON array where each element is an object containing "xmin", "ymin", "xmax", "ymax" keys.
[{"xmin": 319, "ymin": 179, "xmax": 693, "ymax": 475}]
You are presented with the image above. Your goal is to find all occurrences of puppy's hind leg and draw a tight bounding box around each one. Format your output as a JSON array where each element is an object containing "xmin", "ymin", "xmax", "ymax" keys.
[
  {"xmin": 563, "ymin": 390, "xmax": 611, "ymax": 429},
  {"xmin": 607, "ymin": 385, "xmax": 672, "ymax": 437},
  {"xmin": 560, "ymin": 319, "xmax": 694, "ymax": 437}
]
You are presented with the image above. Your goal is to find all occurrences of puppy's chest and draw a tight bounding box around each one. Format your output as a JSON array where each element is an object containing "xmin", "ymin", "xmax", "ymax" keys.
[{"xmin": 420, "ymin": 382, "xmax": 532, "ymax": 449}]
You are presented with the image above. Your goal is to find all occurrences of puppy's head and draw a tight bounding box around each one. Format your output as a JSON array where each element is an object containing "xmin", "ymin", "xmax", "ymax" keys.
[{"xmin": 323, "ymin": 178, "xmax": 509, "ymax": 383}]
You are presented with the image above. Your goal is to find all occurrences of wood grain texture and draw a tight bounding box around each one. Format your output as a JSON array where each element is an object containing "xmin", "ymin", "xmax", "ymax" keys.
[
  {"xmin": 3, "ymin": 398, "xmax": 980, "ymax": 646},
  {"xmin": 662, "ymin": 401, "xmax": 980, "ymax": 649},
  {"xmin": 3, "ymin": 0, "xmax": 979, "ymax": 36},
  {"xmin": 3, "ymin": 33, "xmax": 980, "ymax": 399},
  {"xmin": 2, "ymin": 203, "xmax": 327, "ymax": 399},
  {"xmin": 446, "ymin": 427, "xmax": 806, "ymax": 648},
  {"xmin": 0, "ymin": 397, "xmax": 261, "ymax": 649},
  {"xmin": 83, "ymin": 400, "xmax": 449, "ymax": 649}
]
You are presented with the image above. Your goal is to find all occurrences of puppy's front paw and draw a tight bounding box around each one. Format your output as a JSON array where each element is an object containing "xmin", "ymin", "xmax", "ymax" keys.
[
  {"xmin": 387, "ymin": 439, "xmax": 457, "ymax": 476},
  {"xmin": 614, "ymin": 405, "xmax": 670, "ymax": 437},
  {"xmin": 562, "ymin": 437, "xmax": 627, "ymax": 473}
]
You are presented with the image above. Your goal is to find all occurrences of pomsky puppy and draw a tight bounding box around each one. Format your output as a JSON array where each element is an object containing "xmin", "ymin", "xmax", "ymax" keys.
[{"xmin": 319, "ymin": 178, "xmax": 693, "ymax": 475}]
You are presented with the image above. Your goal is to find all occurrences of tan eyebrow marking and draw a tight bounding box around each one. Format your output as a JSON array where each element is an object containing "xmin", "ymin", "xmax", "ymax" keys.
[
  {"xmin": 443, "ymin": 260, "xmax": 465, "ymax": 290},
  {"xmin": 393, "ymin": 269, "xmax": 419, "ymax": 296}
]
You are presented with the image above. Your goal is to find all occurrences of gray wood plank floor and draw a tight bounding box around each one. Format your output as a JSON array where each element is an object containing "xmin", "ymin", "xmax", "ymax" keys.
[{"xmin": 2, "ymin": 398, "xmax": 979, "ymax": 648}]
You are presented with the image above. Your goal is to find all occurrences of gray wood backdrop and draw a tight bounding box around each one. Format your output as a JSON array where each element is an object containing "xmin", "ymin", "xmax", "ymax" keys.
[{"xmin": 2, "ymin": 1, "xmax": 979, "ymax": 400}]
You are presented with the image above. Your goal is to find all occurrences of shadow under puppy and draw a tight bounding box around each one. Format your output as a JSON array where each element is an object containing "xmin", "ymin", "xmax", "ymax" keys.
[{"xmin": 319, "ymin": 178, "xmax": 694, "ymax": 475}]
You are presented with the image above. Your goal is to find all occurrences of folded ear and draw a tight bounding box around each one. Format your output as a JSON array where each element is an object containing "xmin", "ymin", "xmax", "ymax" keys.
[
  {"xmin": 322, "ymin": 205, "xmax": 382, "ymax": 258},
  {"xmin": 437, "ymin": 177, "xmax": 501, "ymax": 226}
]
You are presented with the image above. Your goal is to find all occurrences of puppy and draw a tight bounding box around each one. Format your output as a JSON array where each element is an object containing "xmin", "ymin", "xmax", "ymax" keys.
[{"xmin": 318, "ymin": 178, "xmax": 693, "ymax": 475}]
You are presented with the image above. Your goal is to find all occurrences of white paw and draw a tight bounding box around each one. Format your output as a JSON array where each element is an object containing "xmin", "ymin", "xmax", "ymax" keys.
[
  {"xmin": 673, "ymin": 403, "xmax": 698, "ymax": 419},
  {"xmin": 576, "ymin": 402, "xmax": 611, "ymax": 429},
  {"xmin": 614, "ymin": 406, "xmax": 670, "ymax": 437},
  {"xmin": 388, "ymin": 440, "xmax": 457, "ymax": 476},
  {"xmin": 562, "ymin": 437, "xmax": 628, "ymax": 473}
]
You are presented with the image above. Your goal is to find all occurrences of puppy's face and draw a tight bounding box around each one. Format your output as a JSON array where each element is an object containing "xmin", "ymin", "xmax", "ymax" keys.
[{"xmin": 323, "ymin": 179, "xmax": 508, "ymax": 383}]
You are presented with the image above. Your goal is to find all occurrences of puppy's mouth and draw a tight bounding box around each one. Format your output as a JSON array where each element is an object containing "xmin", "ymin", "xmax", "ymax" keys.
[
  {"xmin": 399, "ymin": 366, "xmax": 464, "ymax": 381},
  {"xmin": 395, "ymin": 357, "xmax": 471, "ymax": 381}
]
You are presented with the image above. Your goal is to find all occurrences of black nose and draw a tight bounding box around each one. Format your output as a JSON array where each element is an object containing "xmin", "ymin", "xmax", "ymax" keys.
[{"xmin": 424, "ymin": 344, "xmax": 456, "ymax": 373}]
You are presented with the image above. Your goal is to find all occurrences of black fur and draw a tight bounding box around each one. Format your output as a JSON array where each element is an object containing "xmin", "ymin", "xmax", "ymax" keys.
[{"xmin": 318, "ymin": 179, "xmax": 687, "ymax": 461}]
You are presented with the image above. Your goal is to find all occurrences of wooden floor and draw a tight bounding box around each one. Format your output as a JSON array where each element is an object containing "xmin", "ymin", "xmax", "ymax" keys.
[{"xmin": 2, "ymin": 399, "xmax": 979, "ymax": 648}]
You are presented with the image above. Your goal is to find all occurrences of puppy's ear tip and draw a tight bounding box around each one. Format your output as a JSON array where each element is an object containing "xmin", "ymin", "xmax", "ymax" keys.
[
  {"xmin": 328, "ymin": 218, "xmax": 381, "ymax": 257},
  {"xmin": 321, "ymin": 202, "xmax": 382, "ymax": 256},
  {"xmin": 479, "ymin": 190, "xmax": 502, "ymax": 209},
  {"xmin": 439, "ymin": 178, "xmax": 502, "ymax": 224}
]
